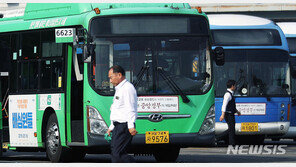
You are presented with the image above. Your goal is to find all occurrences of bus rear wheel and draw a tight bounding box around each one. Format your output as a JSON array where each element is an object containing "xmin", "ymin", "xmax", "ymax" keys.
[
  {"xmin": 153, "ymin": 147, "xmax": 180, "ymax": 162},
  {"xmin": 45, "ymin": 114, "xmax": 71, "ymax": 162}
]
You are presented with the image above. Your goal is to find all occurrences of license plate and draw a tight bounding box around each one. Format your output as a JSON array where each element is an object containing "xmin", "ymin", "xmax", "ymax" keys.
[
  {"xmin": 241, "ymin": 122, "xmax": 258, "ymax": 132},
  {"xmin": 145, "ymin": 131, "xmax": 169, "ymax": 144}
]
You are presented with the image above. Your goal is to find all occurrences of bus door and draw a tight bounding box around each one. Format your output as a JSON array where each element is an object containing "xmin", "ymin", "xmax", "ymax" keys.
[
  {"xmin": 0, "ymin": 36, "xmax": 11, "ymax": 155},
  {"xmin": 70, "ymin": 43, "xmax": 84, "ymax": 143}
]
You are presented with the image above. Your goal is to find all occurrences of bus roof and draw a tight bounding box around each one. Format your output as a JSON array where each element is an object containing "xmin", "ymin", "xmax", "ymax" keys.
[
  {"xmin": 0, "ymin": 3, "xmax": 200, "ymax": 34},
  {"xmin": 208, "ymin": 14, "xmax": 288, "ymax": 51},
  {"xmin": 1, "ymin": 3, "xmax": 192, "ymax": 21},
  {"xmin": 277, "ymin": 22, "xmax": 296, "ymax": 37},
  {"xmin": 23, "ymin": 3, "xmax": 192, "ymax": 21},
  {"xmin": 208, "ymin": 14, "xmax": 274, "ymax": 28}
]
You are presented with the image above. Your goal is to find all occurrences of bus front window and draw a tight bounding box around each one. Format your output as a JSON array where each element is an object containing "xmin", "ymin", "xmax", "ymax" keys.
[
  {"xmin": 91, "ymin": 37, "xmax": 212, "ymax": 96},
  {"xmin": 214, "ymin": 49, "xmax": 291, "ymax": 97}
]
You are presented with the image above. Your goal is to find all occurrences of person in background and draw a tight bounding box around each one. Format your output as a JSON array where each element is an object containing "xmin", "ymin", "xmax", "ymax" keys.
[{"xmin": 219, "ymin": 80, "xmax": 241, "ymax": 146}]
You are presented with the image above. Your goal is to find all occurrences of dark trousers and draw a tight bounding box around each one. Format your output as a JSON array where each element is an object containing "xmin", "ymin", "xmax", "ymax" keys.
[
  {"xmin": 225, "ymin": 113, "xmax": 236, "ymax": 146},
  {"xmin": 217, "ymin": 113, "xmax": 236, "ymax": 146},
  {"xmin": 111, "ymin": 122, "xmax": 134, "ymax": 163}
]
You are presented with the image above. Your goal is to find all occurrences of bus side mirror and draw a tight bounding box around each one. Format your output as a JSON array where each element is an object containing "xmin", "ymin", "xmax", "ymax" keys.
[
  {"xmin": 290, "ymin": 57, "xmax": 296, "ymax": 79},
  {"xmin": 84, "ymin": 44, "xmax": 96, "ymax": 63},
  {"xmin": 213, "ymin": 47, "xmax": 225, "ymax": 66}
]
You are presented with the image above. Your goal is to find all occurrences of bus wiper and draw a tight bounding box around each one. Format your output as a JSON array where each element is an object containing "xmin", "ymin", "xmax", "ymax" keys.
[
  {"xmin": 133, "ymin": 61, "xmax": 149, "ymax": 88},
  {"xmin": 157, "ymin": 67, "xmax": 190, "ymax": 103}
]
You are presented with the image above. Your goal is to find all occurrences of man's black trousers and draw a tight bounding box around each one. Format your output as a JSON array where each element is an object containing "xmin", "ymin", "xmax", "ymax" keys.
[
  {"xmin": 225, "ymin": 113, "xmax": 236, "ymax": 146},
  {"xmin": 111, "ymin": 122, "xmax": 134, "ymax": 163}
]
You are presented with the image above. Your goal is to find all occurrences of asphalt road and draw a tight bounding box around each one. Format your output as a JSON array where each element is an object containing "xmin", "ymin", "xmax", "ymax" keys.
[{"xmin": 0, "ymin": 139, "xmax": 296, "ymax": 163}]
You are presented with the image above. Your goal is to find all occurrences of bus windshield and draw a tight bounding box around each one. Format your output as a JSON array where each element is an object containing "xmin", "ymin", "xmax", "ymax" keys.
[
  {"xmin": 91, "ymin": 36, "xmax": 212, "ymax": 96},
  {"xmin": 89, "ymin": 15, "xmax": 212, "ymax": 96},
  {"xmin": 214, "ymin": 49, "xmax": 290, "ymax": 97}
]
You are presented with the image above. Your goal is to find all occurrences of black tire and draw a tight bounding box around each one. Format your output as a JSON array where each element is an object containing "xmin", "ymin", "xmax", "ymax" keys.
[
  {"xmin": 45, "ymin": 114, "xmax": 86, "ymax": 162},
  {"xmin": 45, "ymin": 114, "xmax": 72, "ymax": 162},
  {"xmin": 153, "ymin": 147, "xmax": 180, "ymax": 162}
]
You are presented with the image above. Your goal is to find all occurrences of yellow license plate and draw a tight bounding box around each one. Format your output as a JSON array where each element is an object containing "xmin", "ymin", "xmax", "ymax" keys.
[
  {"xmin": 241, "ymin": 122, "xmax": 258, "ymax": 132},
  {"xmin": 145, "ymin": 131, "xmax": 169, "ymax": 144}
]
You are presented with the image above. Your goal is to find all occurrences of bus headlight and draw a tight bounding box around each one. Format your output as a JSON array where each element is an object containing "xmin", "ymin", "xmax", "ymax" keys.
[
  {"xmin": 87, "ymin": 106, "xmax": 108, "ymax": 135},
  {"xmin": 199, "ymin": 104, "xmax": 215, "ymax": 135}
]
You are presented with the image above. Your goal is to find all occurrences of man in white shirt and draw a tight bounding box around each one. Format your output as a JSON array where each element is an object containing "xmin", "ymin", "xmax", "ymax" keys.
[
  {"xmin": 219, "ymin": 80, "xmax": 241, "ymax": 146},
  {"xmin": 106, "ymin": 65, "xmax": 138, "ymax": 163}
]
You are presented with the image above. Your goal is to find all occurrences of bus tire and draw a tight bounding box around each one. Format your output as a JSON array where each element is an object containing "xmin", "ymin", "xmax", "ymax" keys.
[
  {"xmin": 45, "ymin": 114, "xmax": 71, "ymax": 162},
  {"xmin": 153, "ymin": 147, "xmax": 180, "ymax": 162}
]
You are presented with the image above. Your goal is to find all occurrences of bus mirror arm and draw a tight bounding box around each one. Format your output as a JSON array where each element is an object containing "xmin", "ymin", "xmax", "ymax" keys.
[
  {"xmin": 76, "ymin": 28, "xmax": 96, "ymax": 63},
  {"xmin": 213, "ymin": 47, "xmax": 225, "ymax": 66}
]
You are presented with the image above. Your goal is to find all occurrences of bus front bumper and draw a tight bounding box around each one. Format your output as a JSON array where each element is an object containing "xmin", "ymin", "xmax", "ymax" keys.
[
  {"xmin": 215, "ymin": 122, "xmax": 290, "ymax": 135},
  {"xmin": 87, "ymin": 132, "xmax": 215, "ymax": 148},
  {"xmin": 274, "ymin": 126, "xmax": 296, "ymax": 139}
]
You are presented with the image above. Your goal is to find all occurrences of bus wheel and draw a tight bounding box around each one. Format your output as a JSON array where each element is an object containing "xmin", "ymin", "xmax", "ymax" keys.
[
  {"xmin": 153, "ymin": 147, "xmax": 180, "ymax": 162},
  {"xmin": 45, "ymin": 114, "xmax": 70, "ymax": 162}
]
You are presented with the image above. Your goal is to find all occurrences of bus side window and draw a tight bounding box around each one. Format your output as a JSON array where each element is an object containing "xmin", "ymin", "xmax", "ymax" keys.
[
  {"xmin": 40, "ymin": 60, "xmax": 51, "ymax": 89},
  {"xmin": 41, "ymin": 30, "xmax": 64, "ymax": 90},
  {"xmin": 10, "ymin": 34, "xmax": 19, "ymax": 93},
  {"xmin": 40, "ymin": 59, "xmax": 64, "ymax": 90},
  {"xmin": 18, "ymin": 32, "xmax": 40, "ymax": 91},
  {"xmin": 22, "ymin": 32, "xmax": 40, "ymax": 60},
  {"xmin": 52, "ymin": 60, "xmax": 63, "ymax": 89},
  {"xmin": 20, "ymin": 62, "xmax": 29, "ymax": 90}
]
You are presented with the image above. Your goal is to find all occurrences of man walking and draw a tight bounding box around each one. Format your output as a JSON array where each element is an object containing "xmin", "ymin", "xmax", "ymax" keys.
[
  {"xmin": 106, "ymin": 65, "xmax": 138, "ymax": 163},
  {"xmin": 219, "ymin": 80, "xmax": 241, "ymax": 146}
]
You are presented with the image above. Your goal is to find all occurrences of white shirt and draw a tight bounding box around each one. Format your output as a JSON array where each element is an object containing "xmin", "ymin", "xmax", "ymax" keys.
[
  {"xmin": 109, "ymin": 79, "xmax": 138, "ymax": 131},
  {"xmin": 221, "ymin": 89, "xmax": 234, "ymax": 113}
]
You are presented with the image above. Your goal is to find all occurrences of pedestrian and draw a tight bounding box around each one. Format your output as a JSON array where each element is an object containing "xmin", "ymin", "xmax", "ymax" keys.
[
  {"xmin": 106, "ymin": 65, "xmax": 138, "ymax": 163},
  {"xmin": 219, "ymin": 80, "xmax": 241, "ymax": 146}
]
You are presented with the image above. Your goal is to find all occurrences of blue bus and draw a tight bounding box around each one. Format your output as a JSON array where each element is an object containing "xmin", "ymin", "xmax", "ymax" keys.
[
  {"xmin": 276, "ymin": 22, "xmax": 296, "ymax": 140},
  {"xmin": 209, "ymin": 14, "xmax": 293, "ymax": 144}
]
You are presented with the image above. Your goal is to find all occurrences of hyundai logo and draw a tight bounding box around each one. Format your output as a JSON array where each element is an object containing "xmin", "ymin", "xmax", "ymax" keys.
[{"xmin": 148, "ymin": 113, "xmax": 163, "ymax": 122}]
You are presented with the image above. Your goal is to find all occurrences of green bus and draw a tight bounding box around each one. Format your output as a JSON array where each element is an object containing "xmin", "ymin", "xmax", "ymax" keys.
[{"xmin": 0, "ymin": 3, "xmax": 224, "ymax": 162}]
